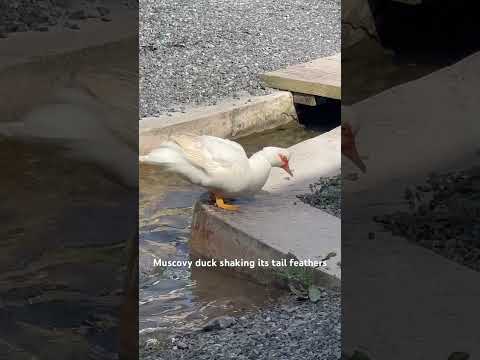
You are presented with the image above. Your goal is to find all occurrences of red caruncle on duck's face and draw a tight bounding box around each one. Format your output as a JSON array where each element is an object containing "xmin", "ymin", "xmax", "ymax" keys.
[{"xmin": 278, "ymin": 154, "xmax": 293, "ymax": 176}]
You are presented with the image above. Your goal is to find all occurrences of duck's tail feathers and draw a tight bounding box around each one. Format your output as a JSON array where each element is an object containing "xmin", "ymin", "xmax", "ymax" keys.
[
  {"xmin": 139, "ymin": 142, "xmax": 183, "ymax": 165},
  {"xmin": 139, "ymin": 145, "xmax": 208, "ymax": 186}
]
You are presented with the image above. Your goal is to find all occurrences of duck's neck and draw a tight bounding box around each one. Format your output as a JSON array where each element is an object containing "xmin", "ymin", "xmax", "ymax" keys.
[{"xmin": 247, "ymin": 151, "xmax": 273, "ymax": 192}]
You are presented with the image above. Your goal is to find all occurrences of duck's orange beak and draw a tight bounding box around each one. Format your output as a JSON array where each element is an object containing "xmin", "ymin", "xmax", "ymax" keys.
[
  {"xmin": 343, "ymin": 144, "xmax": 367, "ymax": 173},
  {"xmin": 342, "ymin": 124, "xmax": 367, "ymax": 173},
  {"xmin": 282, "ymin": 162, "xmax": 294, "ymax": 176}
]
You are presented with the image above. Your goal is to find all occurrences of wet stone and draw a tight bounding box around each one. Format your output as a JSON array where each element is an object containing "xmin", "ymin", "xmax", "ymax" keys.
[{"xmin": 202, "ymin": 316, "xmax": 236, "ymax": 332}]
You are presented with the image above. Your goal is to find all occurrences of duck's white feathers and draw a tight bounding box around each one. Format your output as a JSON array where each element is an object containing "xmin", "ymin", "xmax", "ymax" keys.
[
  {"xmin": 170, "ymin": 134, "xmax": 248, "ymax": 174},
  {"xmin": 141, "ymin": 142, "xmax": 211, "ymax": 186},
  {"xmin": 140, "ymin": 134, "xmax": 256, "ymax": 196}
]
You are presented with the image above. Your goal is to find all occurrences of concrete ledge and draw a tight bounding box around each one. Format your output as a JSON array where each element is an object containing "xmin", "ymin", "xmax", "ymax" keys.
[
  {"xmin": 191, "ymin": 193, "xmax": 340, "ymax": 289},
  {"xmin": 139, "ymin": 92, "xmax": 297, "ymax": 155},
  {"xmin": 190, "ymin": 129, "xmax": 341, "ymax": 289},
  {"xmin": 264, "ymin": 127, "xmax": 340, "ymax": 194}
]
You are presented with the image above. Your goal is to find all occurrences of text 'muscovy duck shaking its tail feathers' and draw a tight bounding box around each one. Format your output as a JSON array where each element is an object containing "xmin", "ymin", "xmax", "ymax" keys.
[
  {"xmin": 342, "ymin": 105, "xmax": 367, "ymax": 173},
  {"xmin": 140, "ymin": 134, "xmax": 293, "ymax": 211}
]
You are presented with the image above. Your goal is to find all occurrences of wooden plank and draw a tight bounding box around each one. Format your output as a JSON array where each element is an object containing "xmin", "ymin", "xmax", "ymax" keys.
[
  {"xmin": 261, "ymin": 53, "xmax": 341, "ymax": 99},
  {"xmin": 292, "ymin": 92, "xmax": 317, "ymax": 106}
]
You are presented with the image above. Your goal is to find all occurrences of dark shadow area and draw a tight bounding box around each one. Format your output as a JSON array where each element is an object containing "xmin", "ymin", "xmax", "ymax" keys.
[
  {"xmin": 0, "ymin": 2, "xmax": 139, "ymax": 359},
  {"xmin": 343, "ymin": 1, "xmax": 480, "ymax": 359},
  {"xmin": 344, "ymin": 0, "xmax": 480, "ymax": 105},
  {"xmin": 375, "ymin": 0, "xmax": 480, "ymax": 61},
  {"xmin": 296, "ymin": 98, "xmax": 341, "ymax": 133}
]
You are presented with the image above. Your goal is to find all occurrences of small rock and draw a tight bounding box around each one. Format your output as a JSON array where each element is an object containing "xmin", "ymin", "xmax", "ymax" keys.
[
  {"xmin": 177, "ymin": 341, "xmax": 188, "ymax": 349},
  {"xmin": 65, "ymin": 21, "xmax": 80, "ymax": 30},
  {"xmin": 97, "ymin": 6, "xmax": 110, "ymax": 16},
  {"xmin": 68, "ymin": 10, "xmax": 86, "ymax": 20},
  {"xmin": 345, "ymin": 173, "xmax": 359, "ymax": 181},
  {"xmin": 282, "ymin": 305, "xmax": 297, "ymax": 313},
  {"xmin": 144, "ymin": 338, "xmax": 159, "ymax": 350},
  {"xmin": 308, "ymin": 286, "xmax": 322, "ymax": 303},
  {"xmin": 202, "ymin": 316, "xmax": 236, "ymax": 331},
  {"xmin": 86, "ymin": 11, "xmax": 99, "ymax": 18}
]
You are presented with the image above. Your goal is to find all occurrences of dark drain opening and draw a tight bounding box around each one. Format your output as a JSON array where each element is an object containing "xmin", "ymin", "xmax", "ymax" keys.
[
  {"xmin": 295, "ymin": 98, "xmax": 340, "ymax": 133},
  {"xmin": 373, "ymin": 0, "xmax": 480, "ymax": 63}
]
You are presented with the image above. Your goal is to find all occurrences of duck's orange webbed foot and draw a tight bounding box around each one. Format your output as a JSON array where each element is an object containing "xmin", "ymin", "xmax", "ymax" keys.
[{"xmin": 215, "ymin": 196, "xmax": 239, "ymax": 211}]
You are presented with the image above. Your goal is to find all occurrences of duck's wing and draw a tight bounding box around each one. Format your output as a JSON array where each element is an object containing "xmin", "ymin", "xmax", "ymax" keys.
[
  {"xmin": 140, "ymin": 142, "xmax": 211, "ymax": 186},
  {"xmin": 199, "ymin": 135, "xmax": 248, "ymax": 164},
  {"xmin": 170, "ymin": 134, "xmax": 248, "ymax": 174}
]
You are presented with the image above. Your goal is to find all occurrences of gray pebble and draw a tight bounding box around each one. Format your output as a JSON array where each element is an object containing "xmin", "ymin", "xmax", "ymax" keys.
[
  {"xmin": 375, "ymin": 167, "xmax": 480, "ymax": 271},
  {"xmin": 202, "ymin": 316, "xmax": 236, "ymax": 331},
  {"xmin": 0, "ymin": 1, "xmax": 138, "ymax": 34},
  {"xmin": 142, "ymin": 290, "xmax": 340, "ymax": 360},
  {"xmin": 297, "ymin": 175, "xmax": 341, "ymax": 217}
]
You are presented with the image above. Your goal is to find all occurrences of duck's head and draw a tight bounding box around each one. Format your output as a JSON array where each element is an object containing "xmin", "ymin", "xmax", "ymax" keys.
[{"xmin": 261, "ymin": 147, "xmax": 293, "ymax": 176}]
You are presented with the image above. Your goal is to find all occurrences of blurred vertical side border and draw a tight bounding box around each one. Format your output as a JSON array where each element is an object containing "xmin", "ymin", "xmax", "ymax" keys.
[
  {"xmin": 342, "ymin": 1, "xmax": 480, "ymax": 359},
  {"xmin": 0, "ymin": 1, "xmax": 139, "ymax": 359}
]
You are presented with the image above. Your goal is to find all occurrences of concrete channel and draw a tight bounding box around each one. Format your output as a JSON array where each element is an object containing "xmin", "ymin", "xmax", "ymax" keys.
[{"xmin": 139, "ymin": 92, "xmax": 297, "ymax": 155}]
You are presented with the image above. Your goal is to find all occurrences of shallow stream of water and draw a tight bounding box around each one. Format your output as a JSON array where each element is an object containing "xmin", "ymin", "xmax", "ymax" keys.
[{"xmin": 138, "ymin": 121, "xmax": 322, "ymax": 341}]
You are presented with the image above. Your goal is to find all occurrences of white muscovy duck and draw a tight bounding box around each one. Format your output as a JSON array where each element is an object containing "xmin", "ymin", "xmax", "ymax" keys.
[
  {"xmin": 341, "ymin": 105, "xmax": 366, "ymax": 173},
  {"xmin": 139, "ymin": 134, "xmax": 293, "ymax": 210}
]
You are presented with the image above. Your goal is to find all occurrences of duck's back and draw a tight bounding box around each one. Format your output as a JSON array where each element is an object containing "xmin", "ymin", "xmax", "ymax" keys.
[{"xmin": 162, "ymin": 135, "xmax": 249, "ymax": 195}]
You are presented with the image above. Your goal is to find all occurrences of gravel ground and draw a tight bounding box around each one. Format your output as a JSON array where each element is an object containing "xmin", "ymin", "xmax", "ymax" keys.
[
  {"xmin": 0, "ymin": 0, "xmax": 138, "ymax": 36},
  {"xmin": 140, "ymin": 0, "xmax": 340, "ymax": 116},
  {"xmin": 375, "ymin": 167, "xmax": 480, "ymax": 272},
  {"xmin": 298, "ymin": 175, "xmax": 341, "ymax": 217},
  {"xmin": 141, "ymin": 289, "xmax": 341, "ymax": 360}
]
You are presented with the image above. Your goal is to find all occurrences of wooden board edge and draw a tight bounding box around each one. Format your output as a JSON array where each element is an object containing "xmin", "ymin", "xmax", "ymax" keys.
[{"xmin": 261, "ymin": 74, "xmax": 341, "ymax": 100}]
